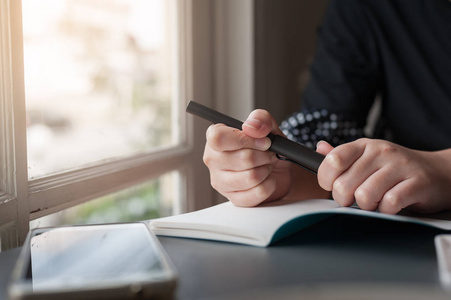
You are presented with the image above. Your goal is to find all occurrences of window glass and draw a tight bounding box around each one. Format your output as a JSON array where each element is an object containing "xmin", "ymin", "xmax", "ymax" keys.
[
  {"xmin": 30, "ymin": 171, "xmax": 181, "ymax": 228},
  {"xmin": 23, "ymin": 0, "xmax": 179, "ymax": 179}
]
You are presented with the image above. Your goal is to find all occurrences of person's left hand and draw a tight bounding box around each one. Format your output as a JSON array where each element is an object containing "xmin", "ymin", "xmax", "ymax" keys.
[{"xmin": 316, "ymin": 138, "xmax": 451, "ymax": 214}]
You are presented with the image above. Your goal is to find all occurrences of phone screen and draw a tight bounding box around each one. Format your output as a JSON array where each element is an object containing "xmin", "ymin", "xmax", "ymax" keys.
[{"xmin": 9, "ymin": 223, "xmax": 177, "ymax": 299}]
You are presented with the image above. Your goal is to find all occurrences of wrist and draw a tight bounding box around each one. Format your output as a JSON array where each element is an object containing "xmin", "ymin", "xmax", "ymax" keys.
[{"xmin": 283, "ymin": 164, "xmax": 330, "ymax": 201}]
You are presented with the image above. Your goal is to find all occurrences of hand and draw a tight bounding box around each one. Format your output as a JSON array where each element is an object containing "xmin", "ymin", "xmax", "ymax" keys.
[
  {"xmin": 203, "ymin": 109, "xmax": 292, "ymax": 207},
  {"xmin": 317, "ymin": 138, "xmax": 451, "ymax": 214}
]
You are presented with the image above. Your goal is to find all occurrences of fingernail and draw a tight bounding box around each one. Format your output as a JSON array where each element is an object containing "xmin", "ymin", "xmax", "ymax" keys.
[
  {"xmin": 255, "ymin": 137, "xmax": 271, "ymax": 150},
  {"xmin": 243, "ymin": 118, "xmax": 262, "ymax": 130}
]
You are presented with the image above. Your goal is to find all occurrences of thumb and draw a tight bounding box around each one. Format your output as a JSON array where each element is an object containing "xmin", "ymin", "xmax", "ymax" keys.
[
  {"xmin": 316, "ymin": 140, "xmax": 334, "ymax": 155},
  {"xmin": 242, "ymin": 109, "xmax": 281, "ymax": 139}
]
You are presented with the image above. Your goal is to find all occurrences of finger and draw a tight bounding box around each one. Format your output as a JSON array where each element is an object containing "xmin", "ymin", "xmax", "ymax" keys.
[
  {"xmin": 204, "ymin": 146, "xmax": 277, "ymax": 171},
  {"xmin": 242, "ymin": 109, "xmax": 282, "ymax": 138},
  {"xmin": 210, "ymin": 164, "xmax": 273, "ymax": 193},
  {"xmin": 223, "ymin": 174, "xmax": 278, "ymax": 207},
  {"xmin": 377, "ymin": 178, "xmax": 419, "ymax": 214},
  {"xmin": 354, "ymin": 164, "xmax": 402, "ymax": 211},
  {"xmin": 331, "ymin": 145, "xmax": 388, "ymax": 208},
  {"xmin": 317, "ymin": 140, "xmax": 366, "ymax": 191},
  {"xmin": 206, "ymin": 123, "xmax": 271, "ymax": 152},
  {"xmin": 316, "ymin": 140, "xmax": 334, "ymax": 156}
]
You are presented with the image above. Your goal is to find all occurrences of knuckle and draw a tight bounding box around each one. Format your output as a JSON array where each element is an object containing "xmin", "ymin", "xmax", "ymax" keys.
[
  {"xmin": 238, "ymin": 149, "xmax": 255, "ymax": 167},
  {"xmin": 381, "ymin": 191, "xmax": 401, "ymax": 212},
  {"xmin": 362, "ymin": 139, "xmax": 395, "ymax": 156},
  {"xmin": 353, "ymin": 137, "xmax": 370, "ymax": 148},
  {"xmin": 208, "ymin": 124, "xmax": 245, "ymax": 150},
  {"xmin": 332, "ymin": 179, "xmax": 354, "ymax": 206},
  {"xmin": 384, "ymin": 192, "xmax": 399, "ymax": 205},
  {"xmin": 254, "ymin": 186, "xmax": 269, "ymax": 201},
  {"xmin": 237, "ymin": 133, "xmax": 250, "ymax": 149},
  {"xmin": 355, "ymin": 185, "xmax": 371, "ymax": 201},
  {"xmin": 325, "ymin": 153, "xmax": 345, "ymax": 170},
  {"xmin": 205, "ymin": 124, "xmax": 216, "ymax": 140},
  {"xmin": 354, "ymin": 186, "xmax": 374, "ymax": 209},
  {"xmin": 203, "ymin": 150, "xmax": 212, "ymax": 167},
  {"xmin": 377, "ymin": 142, "xmax": 404, "ymax": 161},
  {"xmin": 210, "ymin": 177, "xmax": 220, "ymax": 192},
  {"xmin": 380, "ymin": 143, "xmax": 396, "ymax": 154},
  {"xmin": 206, "ymin": 125, "xmax": 223, "ymax": 149},
  {"xmin": 245, "ymin": 165, "xmax": 269, "ymax": 187},
  {"xmin": 333, "ymin": 177, "xmax": 348, "ymax": 195},
  {"xmin": 247, "ymin": 169, "xmax": 262, "ymax": 186},
  {"xmin": 254, "ymin": 178, "xmax": 274, "ymax": 201}
]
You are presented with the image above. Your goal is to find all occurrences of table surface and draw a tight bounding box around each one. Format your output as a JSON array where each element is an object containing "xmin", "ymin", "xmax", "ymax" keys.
[{"xmin": 2, "ymin": 214, "xmax": 451, "ymax": 299}]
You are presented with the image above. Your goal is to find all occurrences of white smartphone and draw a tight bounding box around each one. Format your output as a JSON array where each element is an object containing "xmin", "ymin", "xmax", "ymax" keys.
[
  {"xmin": 435, "ymin": 234, "xmax": 451, "ymax": 290},
  {"xmin": 8, "ymin": 222, "xmax": 177, "ymax": 300}
]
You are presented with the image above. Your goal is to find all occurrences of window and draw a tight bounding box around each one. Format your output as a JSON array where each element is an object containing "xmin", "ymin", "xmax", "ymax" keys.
[
  {"xmin": 23, "ymin": 0, "xmax": 179, "ymax": 179},
  {"xmin": 30, "ymin": 171, "xmax": 181, "ymax": 229},
  {"xmin": 0, "ymin": 0, "xmax": 215, "ymax": 251}
]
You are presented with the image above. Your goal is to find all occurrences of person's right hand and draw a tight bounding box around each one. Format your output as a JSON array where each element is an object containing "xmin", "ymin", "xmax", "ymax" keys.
[{"xmin": 203, "ymin": 109, "xmax": 293, "ymax": 207}]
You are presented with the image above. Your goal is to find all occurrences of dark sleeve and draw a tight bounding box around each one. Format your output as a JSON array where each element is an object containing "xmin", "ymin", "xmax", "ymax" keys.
[
  {"xmin": 303, "ymin": 0, "xmax": 382, "ymax": 123},
  {"xmin": 282, "ymin": 0, "xmax": 382, "ymax": 148}
]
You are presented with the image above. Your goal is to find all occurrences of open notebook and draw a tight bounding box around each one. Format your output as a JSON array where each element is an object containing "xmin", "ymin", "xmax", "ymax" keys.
[{"xmin": 148, "ymin": 199, "xmax": 451, "ymax": 247}]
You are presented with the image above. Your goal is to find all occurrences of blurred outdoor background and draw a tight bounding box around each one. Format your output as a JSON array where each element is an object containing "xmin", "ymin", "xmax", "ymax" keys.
[{"xmin": 23, "ymin": 0, "xmax": 178, "ymax": 227}]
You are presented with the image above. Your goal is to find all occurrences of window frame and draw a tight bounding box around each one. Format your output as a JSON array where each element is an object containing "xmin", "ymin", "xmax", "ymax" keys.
[{"xmin": 0, "ymin": 0, "xmax": 216, "ymax": 249}]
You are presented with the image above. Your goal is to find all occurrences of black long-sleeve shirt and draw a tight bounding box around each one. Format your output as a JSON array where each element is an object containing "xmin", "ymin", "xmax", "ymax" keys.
[{"xmin": 281, "ymin": 0, "xmax": 451, "ymax": 151}]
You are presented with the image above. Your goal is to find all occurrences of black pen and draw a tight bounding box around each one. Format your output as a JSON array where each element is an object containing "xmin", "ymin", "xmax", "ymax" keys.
[{"xmin": 186, "ymin": 101, "xmax": 325, "ymax": 174}]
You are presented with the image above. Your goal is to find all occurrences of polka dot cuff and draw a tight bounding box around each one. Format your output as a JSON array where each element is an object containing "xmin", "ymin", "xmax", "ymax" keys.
[{"xmin": 280, "ymin": 108, "xmax": 364, "ymax": 149}]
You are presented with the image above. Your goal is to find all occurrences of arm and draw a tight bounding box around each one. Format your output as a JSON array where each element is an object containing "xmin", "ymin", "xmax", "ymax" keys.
[
  {"xmin": 301, "ymin": 0, "xmax": 381, "ymax": 123},
  {"xmin": 204, "ymin": 1, "xmax": 383, "ymax": 207},
  {"xmin": 204, "ymin": 112, "xmax": 451, "ymax": 214},
  {"xmin": 282, "ymin": 1, "xmax": 451, "ymax": 214}
]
